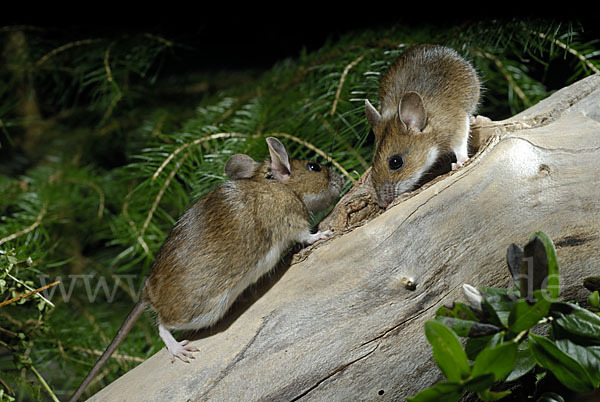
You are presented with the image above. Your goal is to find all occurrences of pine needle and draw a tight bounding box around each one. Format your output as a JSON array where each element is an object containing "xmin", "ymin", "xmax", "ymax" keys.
[
  {"xmin": 532, "ymin": 30, "xmax": 600, "ymax": 73},
  {"xmin": 151, "ymin": 133, "xmax": 247, "ymax": 180},
  {"xmin": 331, "ymin": 54, "xmax": 367, "ymax": 116},
  {"xmin": 35, "ymin": 39, "xmax": 102, "ymax": 68},
  {"xmin": 0, "ymin": 202, "xmax": 48, "ymax": 246}
]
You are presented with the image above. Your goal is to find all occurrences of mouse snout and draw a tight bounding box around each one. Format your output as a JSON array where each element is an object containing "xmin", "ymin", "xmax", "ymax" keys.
[
  {"xmin": 376, "ymin": 182, "xmax": 396, "ymax": 208},
  {"xmin": 328, "ymin": 169, "xmax": 344, "ymax": 193}
]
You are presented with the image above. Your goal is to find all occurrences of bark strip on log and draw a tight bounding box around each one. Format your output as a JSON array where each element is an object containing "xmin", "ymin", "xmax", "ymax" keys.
[{"xmin": 89, "ymin": 74, "xmax": 600, "ymax": 401}]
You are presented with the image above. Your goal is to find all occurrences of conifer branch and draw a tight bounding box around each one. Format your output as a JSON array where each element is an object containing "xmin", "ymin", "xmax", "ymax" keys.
[
  {"xmin": 143, "ymin": 33, "xmax": 175, "ymax": 48},
  {"xmin": 320, "ymin": 117, "xmax": 369, "ymax": 170},
  {"xmin": 151, "ymin": 113, "xmax": 168, "ymax": 138},
  {"xmin": 35, "ymin": 39, "xmax": 102, "ymax": 68},
  {"xmin": 0, "ymin": 279, "xmax": 59, "ymax": 308},
  {"xmin": 122, "ymin": 190, "xmax": 151, "ymax": 255},
  {"xmin": 104, "ymin": 42, "xmax": 115, "ymax": 83},
  {"xmin": 331, "ymin": 54, "xmax": 366, "ymax": 116},
  {"xmin": 65, "ymin": 179, "xmax": 105, "ymax": 218},
  {"xmin": 100, "ymin": 38, "xmax": 122, "ymax": 126},
  {"xmin": 0, "ymin": 338, "xmax": 59, "ymax": 401},
  {"xmin": 152, "ymin": 133, "xmax": 247, "ymax": 180},
  {"xmin": 101, "ymin": 91, "xmax": 122, "ymax": 126},
  {"xmin": 72, "ymin": 346, "xmax": 145, "ymax": 363},
  {"xmin": 0, "ymin": 202, "xmax": 48, "ymax": 246},
  {"xmin": 141, "ymin": 151, "xmax": 190, "ymax": 237},
  {"xmin": 480, "ymin": 50, "xmax": 530, "ymax": 106},
  {"xmin": 29, "ymin": 365, "xmax": 59, "ymax": 402},
  {"xmin": 79, "ymin": 303, "xmax": 110, "ymax": 345},
  {"xmin": 0, "ymin": 377, "xmax": 12, "ymax": 396},
  {"xmin": 532, "ymin": 30, "xmax": 600, "ymax": 73}
]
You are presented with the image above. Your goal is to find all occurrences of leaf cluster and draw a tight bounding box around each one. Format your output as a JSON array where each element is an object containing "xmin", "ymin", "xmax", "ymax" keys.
[{"xmin": 409, "ymin": 233, "xmax": 600, "ymax": 402}]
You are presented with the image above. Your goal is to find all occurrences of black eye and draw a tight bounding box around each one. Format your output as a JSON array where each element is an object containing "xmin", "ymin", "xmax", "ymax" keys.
[
  {"xmin": 388, "ymin": 154, "xmax": 405, "ymax": 171},
  {"xmin": 307, "ymin": 162, "xmax": 321, "ymax": 172}
]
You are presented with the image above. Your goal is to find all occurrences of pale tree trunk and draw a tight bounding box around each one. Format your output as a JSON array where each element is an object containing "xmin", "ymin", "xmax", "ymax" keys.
[{"xmin": 89, "ymin": 74, "xmax": 600, "ymax": 402}]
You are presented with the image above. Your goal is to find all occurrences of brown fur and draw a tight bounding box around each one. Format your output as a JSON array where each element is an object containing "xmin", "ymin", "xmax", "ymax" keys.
[
  {"xmin": 367, "ymin": 44, "xmax": 481, "ymax": 207},
  {"xmin": 142, "ymin": 138, "xmax": 342, "ymax": 329},
  {"xmin": 143, "ymin": 161, "xmax": 339, "ymax": 327},
  {"xmin": 70, "ymin": 137, "xmax": 342, "ymax": 401}
]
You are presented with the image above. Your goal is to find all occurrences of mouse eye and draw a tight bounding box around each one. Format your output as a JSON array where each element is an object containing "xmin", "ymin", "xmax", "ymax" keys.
[
  {"xmin": 388, "ymin": 154, "xmax": 405, "ymax": 171},
  {"xmin": 307, "ymin": 162, "xmax": 321, "ymax": 172}
]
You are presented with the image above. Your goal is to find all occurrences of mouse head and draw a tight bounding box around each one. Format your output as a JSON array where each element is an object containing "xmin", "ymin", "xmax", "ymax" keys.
[
  {"xmin": 225, "ymin": 137, "xmax": 343, "ymax": 214},
  {"xmin": 366, "ymin": 92, "xmax": 439, "ymax": 208}
]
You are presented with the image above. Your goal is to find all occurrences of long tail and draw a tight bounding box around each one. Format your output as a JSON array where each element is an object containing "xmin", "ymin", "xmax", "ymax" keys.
[{"xmin": 69, "ymin": 302, "xmax": 146, "ymax": 401}]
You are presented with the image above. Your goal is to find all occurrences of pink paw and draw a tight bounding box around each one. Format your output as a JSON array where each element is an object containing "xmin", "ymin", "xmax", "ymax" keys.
[
  {"xmin": 308, "ymin": 230, "xmax": 333, "ymax": 245},
  {"xmin": 168, "ymin": 339, "xmax": 199, "ymax": 363},
  {"xmin": 470, "ymin": 115, "xmax": 492, "ymax": 126}
]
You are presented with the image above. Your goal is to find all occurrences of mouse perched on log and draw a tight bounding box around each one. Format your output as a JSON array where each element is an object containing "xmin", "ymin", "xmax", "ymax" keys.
[
  {"xmin": 70, "ymin": 137, "xmax": 343, "ymax": 401},
  {"xmin": 366, "ymin": 44, "xmax": 484, "ymax": 208}
]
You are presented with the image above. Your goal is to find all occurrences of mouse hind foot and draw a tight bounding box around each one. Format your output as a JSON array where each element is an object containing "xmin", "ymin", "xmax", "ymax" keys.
[{"xmin": 158, "ymin": 324, "xmax": 199, "ymax": 363}]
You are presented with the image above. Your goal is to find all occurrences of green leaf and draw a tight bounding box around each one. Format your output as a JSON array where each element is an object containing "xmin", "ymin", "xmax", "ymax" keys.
[
  {"xmin": 406, "ymin": 381, "xmax": 463, "ymax": 402},
  {"xmin": 555, "ymin": 339, "xmax": 600, "ymax": 387},
  {"xmin": 425, "ymin": 320, "xmax": 471, "ymax": 382},
  {"xmin": 508, "ymin": 290, "xmax": 552, "ymax": 333},
  {"xmin": 505, "ymin": 341, "xmax": 536, "ymax": 382},
  {"xmin": 435, "ymin": 317, "xmax": 473, "ymax": 337},
  {"xmin": 477, "ymin": 389, "xmax": 512, "ymax": 401},
  {"xmin": 529, "ymin": 333, "xmax": 594, "ymax": 392},
  {"xmin": 528, "ymin": 231, "xmax": 560, "ymax": 300},
  {"xmin": 436, "ymin": 317, "xmax": 501, "ymax": 338},
  {"xmin": 466, "ymin": 332, "xmax": 504, "ymax": 361},
  {"xmin": 481, "ymin": 295, "xmax": 514, "ymax": 328},
  {"xmin": 588, "ymin": 291, "xmax": 599, "ymax": 308},
  {"xmin": 472, "ymin": 341, "xmax": 518, "ymax": 382},
  {"xmin": 463, "ymin": 373, "xmax": 495, "ymax": 393},
  {"xmin": 506, "ymin": 243, "xmax": 523, "ymax": 282},
  {"xmin": 436, "ymin": 302, "xmax": 480, "ymax": 321},
  {"xmin": 435, "ymin": 302, "xmax": 486, "ymax": 337},
  {"xmin": 551, "ymin": 302, "xmax": 600, "ymax": 343},
  {"xmin": 479, "ymin": 287, "xmax": 520, "ymax": 328}
]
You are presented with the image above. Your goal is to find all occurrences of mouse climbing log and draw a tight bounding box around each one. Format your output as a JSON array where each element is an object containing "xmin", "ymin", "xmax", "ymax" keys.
[{"xmin": 88, "ymin": 74, "xmax": 600, "ymax": 401}]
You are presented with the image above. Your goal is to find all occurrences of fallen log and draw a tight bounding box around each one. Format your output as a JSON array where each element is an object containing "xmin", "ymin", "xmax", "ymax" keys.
[{"xmin": 89, "ymin": 74, "xmax": 600, "ymax": 401}]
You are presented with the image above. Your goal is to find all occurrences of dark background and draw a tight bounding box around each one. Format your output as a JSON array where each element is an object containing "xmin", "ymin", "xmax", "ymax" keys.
[{"xmin": 8, "ymin": 9, "xmax": 598, "ymax": 73}]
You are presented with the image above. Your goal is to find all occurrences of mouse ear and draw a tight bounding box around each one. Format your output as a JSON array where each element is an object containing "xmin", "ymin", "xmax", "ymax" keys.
[
  {"xmin": 365, "ymin": 99, "xmax": 382, "ymax": 129},
  {"xmin": 399, "ymin": 91, "xmax": 427, "ymax": 133},
  {"xmin": 225, "ymin": 154, "xmax": 260, "ymax": 179},
  {"xmin": 266, "ymin": 137, "xmax": 292, "ymax": 181}
]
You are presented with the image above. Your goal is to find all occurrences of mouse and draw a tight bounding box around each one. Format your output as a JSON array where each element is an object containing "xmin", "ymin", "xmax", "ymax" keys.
[
  {"xmin": 69, "ymin": 137, "xmax": 343, "ymax": 401},
  {"xmin": 365, "ymin": 44, "xmax": 482, "ymax": 208}
]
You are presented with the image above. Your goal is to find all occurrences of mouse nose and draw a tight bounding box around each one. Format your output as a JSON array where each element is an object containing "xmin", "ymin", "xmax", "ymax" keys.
[
  {"xmin": 378, "ymin": 198, "xmax": 392, "ymax": 209},
  {"xmin": 377, "ymin": 183, "xmax": 395, "ymax": 208}
]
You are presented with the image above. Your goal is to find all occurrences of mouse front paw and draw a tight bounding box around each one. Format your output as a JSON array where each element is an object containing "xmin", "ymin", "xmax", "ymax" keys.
[
  {"xmin": 470, "ymin": 115, "xmax": 492, "ymax": 126},
  {"xmin": 307, "ymin": 230, "xmax": 333, "ymax": 245}
]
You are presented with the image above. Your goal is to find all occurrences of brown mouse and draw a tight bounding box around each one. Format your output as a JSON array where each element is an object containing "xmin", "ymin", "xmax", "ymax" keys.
[
  {"xmin": 70, "ymin": 137, "xmax": 343, "ymax": 401},
  {"xmin": 365, "ymin": 44, "xmax": 482, "ymax": 208}
]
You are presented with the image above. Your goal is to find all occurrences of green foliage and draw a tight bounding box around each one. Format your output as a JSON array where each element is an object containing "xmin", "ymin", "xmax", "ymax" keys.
[
  {"xmin": 410, "ymin": 233, "xmax": 600, "ymax": 402},
  {"xmin": 0, "ymin": 19, "xmax": 598, "ymax": 400}
]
